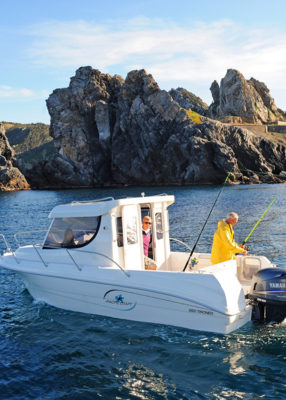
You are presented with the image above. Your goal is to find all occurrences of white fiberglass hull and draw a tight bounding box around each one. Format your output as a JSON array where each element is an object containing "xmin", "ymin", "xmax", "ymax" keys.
[
  {"xmin": 19, "ymin": 272, "xmax": 251, "ymax": 334},
  {"xmin": 1, "ymin": 251, "xmax": 251, "ymax": 334}
]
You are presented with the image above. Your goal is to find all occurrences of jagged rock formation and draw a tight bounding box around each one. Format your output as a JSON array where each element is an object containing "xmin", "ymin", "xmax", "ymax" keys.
[
  {"xmin": 43, "ymin": 66, "xmax": 124, "ymax": 187},
  {"xmin": 208, "ymin": 69, "xmax": 284, "ymax": 124},
  {"xmin": 169, "ymin": 88, "xmax": 208, "ymax": 116},
  {"xmin": 34, "ymin": 66, "xmax": 286, "ymax": 188},
  {"xmin": 0, "ymin": 124, "xmax": 29, "ymax": 191}
]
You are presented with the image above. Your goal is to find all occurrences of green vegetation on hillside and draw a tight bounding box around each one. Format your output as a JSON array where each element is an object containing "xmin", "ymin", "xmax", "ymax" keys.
[
  {"xmin": 1, "ymin": 121, "xmax": 56, "ymax": 171},
  {"xmin": 2, "ymin": 122, "xmax": 52, "ymax": 154},
  {"xmin": 184, "ymin": 109, "xmax": 203, "ymax": 124},
  {"xmin": 17, "ymin": 141, "xmax": 56, "ymax": 168},
  {"xmin": 176, "ymin": 88, "xmax": 208, "ymax": 110}
]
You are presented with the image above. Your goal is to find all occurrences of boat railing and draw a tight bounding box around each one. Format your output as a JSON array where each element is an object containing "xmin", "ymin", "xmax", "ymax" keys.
[
  {"xmin": 33, "ymin": 244, "xmax": 48, "ymax": 267},
  {"xmin": 170, "ymin": 237, "xmax": 192, "ymax": 252},
  {"xmin": 65, "ymin": 249, "xmax": 82, "ymax": 272},
  {"xmin": 71, "ymin": 197, "xmax": 114, "ymax": 204},
  {"xmin": 12, "ymin": 244, "xmax": 80, "ymax": 271},
  {"xmin": 13, "ymin": 243, "xmax": 130, "ymax": 278},
  {"xmin": 0, "ymin": 233, "xmax": 12, "ymax": 252},
  {"xmin": 14, "ymin": 230, "xmax": 47, "ymax": 248},
  {"xmin": 0, "ymin": 233, "xmax": 20, "ymax": 264},
  {"xmin": 74, "ymin": 249, "xmax": 130, "ymax": 277}
]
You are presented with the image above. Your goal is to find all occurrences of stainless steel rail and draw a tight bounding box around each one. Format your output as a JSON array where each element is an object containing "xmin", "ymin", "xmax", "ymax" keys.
[
  {"xmin": 66, "ymin": 249, "xmax": 82, "ymax": 271},
  {"xmin": 14, "ymin": 230, "xmax": 47, "ymax": 248},
  {"xmin": 0, "ymin": 233, "xmax": 20, "ymax": 264},
  {"xmin": 8, "ymin": 242, "xmax": 129, "ymax": 277},
  {"xmin": 75, "ymin": 249, "xmax": 130, "ymax": 277},
  {"xmin": 3, "ymin": 228, "xmax": 129, "ymax": 277},
  {"xmin": 71, "ymin": 197, "xmax": 114, "ymax": 204},
  {"xmin": 170, "ymin": 237, "xmax": 192, "ymax": 251},
  {"xmin": 33, "ymin": 245, "xmax": 48, "ymax": 267},
  {"xmin": 0, "ymin": 233, "xmax": 12, "ymax": 252}
]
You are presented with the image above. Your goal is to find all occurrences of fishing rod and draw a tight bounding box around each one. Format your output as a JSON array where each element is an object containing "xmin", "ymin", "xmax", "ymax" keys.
[
  {"xmin": 182, "ymin": 172, "xmax": 231, "ymax": 272},
  {"xmin": 242, "ymin": 197, "xmax": 277, "ymax": 245}
]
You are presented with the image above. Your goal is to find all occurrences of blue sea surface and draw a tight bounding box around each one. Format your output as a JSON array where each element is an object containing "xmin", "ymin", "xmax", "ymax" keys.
[{"xmin": 0, "ymin": 184, "xmax": 285, "ymax": 399}]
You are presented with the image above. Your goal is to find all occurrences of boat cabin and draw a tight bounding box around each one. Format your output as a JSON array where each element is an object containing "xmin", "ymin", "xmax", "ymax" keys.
[{"xmin": 42, "ymin": 194, "xmax": 175, "ymax": 271}]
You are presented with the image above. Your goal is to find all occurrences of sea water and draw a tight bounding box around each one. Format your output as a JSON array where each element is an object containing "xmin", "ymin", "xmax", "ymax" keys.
[{"xmin": 0, "ymin": 184, "xmax": 285, "ymax": 399}]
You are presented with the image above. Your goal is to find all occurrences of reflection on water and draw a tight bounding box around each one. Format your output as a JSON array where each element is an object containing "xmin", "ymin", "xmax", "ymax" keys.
[
  {"xmin": 121, "ymin": 364, "xmax": 170, "ymax": 400},
  {"xmin": 227, "ymin": 351, "xmax": 246, "ymax": 375}
]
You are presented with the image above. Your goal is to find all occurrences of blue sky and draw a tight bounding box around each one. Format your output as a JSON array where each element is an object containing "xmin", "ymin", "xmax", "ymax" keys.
[{"xmin": 1, "ymin": 0, "xmax": 286, "ymax": 124}]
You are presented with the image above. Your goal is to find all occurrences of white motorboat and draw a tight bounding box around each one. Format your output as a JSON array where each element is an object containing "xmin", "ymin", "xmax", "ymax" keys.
[{"xmin": 0, "ymin": 194, "xmax": 279, "ymax": 334}]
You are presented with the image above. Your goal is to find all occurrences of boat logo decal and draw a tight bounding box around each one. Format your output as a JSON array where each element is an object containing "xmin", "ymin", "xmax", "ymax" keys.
[
  {"xmin": 188, "ymin": 307, "xmax": 213, "ymax": 316},
  {"xmin": 103, "ymin": 289, "xmax": 136, "ymax": 311},
  {"xmin": 115, "ymin": 294, "xmax": 124, "ymax": 304},
  {"xmin": 269, "ymin": 282, "xmax": 286, "ymax": 289}
]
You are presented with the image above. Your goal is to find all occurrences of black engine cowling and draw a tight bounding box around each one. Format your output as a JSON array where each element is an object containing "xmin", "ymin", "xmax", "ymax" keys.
[{"xmin": 248, "ymin": 267, "xmax": 286, "ymax": 323}]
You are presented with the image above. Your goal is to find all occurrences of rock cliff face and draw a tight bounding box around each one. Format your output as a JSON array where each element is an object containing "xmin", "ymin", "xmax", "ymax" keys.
[
  {"xmin": 41, "ymin": 66, "xmax": 286, "ymax": 188},
  {"xmin": 45, "ymin": 66, "xmax": 124, "ymax": 187},
  {"xmin": 0, "ymin": 124, "xmax": 29, "ymax": 191},
  {"xmin": 208, "ymin": 69, "xmax": 283, "ymax": 124}
]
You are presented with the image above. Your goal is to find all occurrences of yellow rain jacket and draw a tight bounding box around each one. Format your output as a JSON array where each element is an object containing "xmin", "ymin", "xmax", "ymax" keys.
[{"xmin": 211, "ymin": 220, "xmax": 244, "ymax": 265}]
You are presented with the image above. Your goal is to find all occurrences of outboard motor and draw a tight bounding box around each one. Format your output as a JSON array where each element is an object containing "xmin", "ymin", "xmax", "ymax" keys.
[{"xmin": 248, "ymin": 268, "xmax": 286, "ymax": 323}]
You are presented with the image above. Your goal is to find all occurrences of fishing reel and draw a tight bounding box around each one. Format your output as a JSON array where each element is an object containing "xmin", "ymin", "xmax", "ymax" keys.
[
  {"xmin": 190, "ymin": 257, "xmax": 199, "ymax": 269},
  {"xmin": 236, "ymin": 244, "xmax": 249, "ymax": 256}
]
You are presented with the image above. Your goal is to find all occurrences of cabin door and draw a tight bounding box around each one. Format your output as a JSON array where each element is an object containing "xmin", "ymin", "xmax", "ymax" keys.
[
  {"xmin": 152, "ymin": 204, "xmax": 166, "ymax": 267},
  {"xmin": 122, "ymin": 205, "xmax": 143, "ymax": 269}
]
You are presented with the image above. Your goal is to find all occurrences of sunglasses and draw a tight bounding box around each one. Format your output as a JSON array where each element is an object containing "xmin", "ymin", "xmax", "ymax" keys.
[{"xmin": 143, "ymin": 221, "xmax": 151, "ymax": 225}]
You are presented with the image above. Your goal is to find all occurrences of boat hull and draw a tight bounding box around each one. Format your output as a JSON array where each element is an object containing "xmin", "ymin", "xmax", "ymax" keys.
[{"xmin": 18, "ymin": 270, "xmax": 251, "ymax": 334}]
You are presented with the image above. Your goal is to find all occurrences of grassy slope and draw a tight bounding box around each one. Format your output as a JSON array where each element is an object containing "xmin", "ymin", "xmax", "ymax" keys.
[
  {"xmin": 2, "ymin": 122, "xmax": 56, "ymax": 167},
  {"xmin": 3, "ymin": 122, "xmax": 52, "ymax": 153}
]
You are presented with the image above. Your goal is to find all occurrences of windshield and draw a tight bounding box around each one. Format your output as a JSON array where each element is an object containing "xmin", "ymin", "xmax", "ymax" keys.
[{"xmin": 43, "ymin": 216, "xmax": 101, "ymax": 249}]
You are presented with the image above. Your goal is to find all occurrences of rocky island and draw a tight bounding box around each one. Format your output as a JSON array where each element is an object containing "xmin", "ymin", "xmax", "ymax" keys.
[
  {"xmin": 0, "ymin": 123, "xmax": 29, "ymax": 191},
  {"xmin": 1, "ymin": 67, "xmax": 286, "ymax": 191}
]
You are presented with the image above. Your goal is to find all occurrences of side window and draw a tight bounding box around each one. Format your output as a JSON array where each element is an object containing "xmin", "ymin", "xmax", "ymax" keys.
[
  {"xmin": 141, "ymin": 207, "xmax": 151, "ymax": 221},
  {"xmin": 155, "ymin": 212, "xmax": 163, "ymax": 240},
  {"xmin": 117, "ymin": 217, "xmax": 123, "ymax": 247},
  {"xmin": 117, "ymin": 214, "xmax": 139, "ymax": 247},
  {"xmin": 126, "ymin": 216, "xmax": 138, "ymax": 245},
  {"xmin": 43, "ymin": 216, "xmax": 101, "ymax": 249}
]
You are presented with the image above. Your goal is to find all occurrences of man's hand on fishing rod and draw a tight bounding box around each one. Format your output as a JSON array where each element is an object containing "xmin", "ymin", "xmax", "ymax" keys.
[{"xmin": 239, "ymin": 243, "xmax": 249, "ymax": 255}]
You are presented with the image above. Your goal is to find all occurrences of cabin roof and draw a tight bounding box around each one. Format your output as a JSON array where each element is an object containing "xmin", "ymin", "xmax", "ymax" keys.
[{"xmin": 49, "ymin": 194, "xmax": 175, "ymax": 218}]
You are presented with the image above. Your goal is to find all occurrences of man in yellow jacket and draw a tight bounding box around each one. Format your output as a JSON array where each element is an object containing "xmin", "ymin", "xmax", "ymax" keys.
[{"xmin": 211, "ymin": 212, "xmax": 248, "ymax": 265}]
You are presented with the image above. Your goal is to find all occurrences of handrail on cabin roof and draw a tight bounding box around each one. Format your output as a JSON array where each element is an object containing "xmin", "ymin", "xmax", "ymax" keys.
[{"xmin": 71, "ymin": 197, "xmax": 115, "ymax": 205}]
